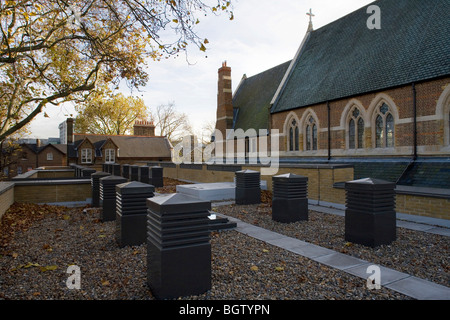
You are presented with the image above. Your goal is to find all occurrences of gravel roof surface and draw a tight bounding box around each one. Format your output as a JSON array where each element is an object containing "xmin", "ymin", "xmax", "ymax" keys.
[{"xmin": 2, "ymin": 200, "xmax": 440, "ymax": 301}]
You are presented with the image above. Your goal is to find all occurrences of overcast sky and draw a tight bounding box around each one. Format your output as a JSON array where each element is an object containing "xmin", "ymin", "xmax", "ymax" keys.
[{"xmin": 28, "ymin": 0, "xmax": 375, "ymax": 140}]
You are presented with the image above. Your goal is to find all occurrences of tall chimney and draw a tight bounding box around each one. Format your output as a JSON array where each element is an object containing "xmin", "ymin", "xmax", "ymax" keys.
[
  {"xmin": 66, "ymin": 118, "xmax": 74, "ymax": 144},
  {"xmin": 215, "ymin": 61, "xmax": 233, "ymax": 139},
  {"xmin": 133, "ymin": 119, "xmax": 155, "ymax": 136}
]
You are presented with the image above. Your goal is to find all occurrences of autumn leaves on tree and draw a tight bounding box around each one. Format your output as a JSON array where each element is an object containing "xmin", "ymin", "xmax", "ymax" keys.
[{"xmin": 0, "ymin": 0, "xmax": 234, "ymax": 143}]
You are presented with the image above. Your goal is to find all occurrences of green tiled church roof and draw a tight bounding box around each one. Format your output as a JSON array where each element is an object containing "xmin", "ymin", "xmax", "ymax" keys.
[
  {"xmin": 232, "ymin": 61, "xmax": 291, "ymax": 133},
  {"xmin": 271, "ymin": 0, "xmax": 450, "ymax": 114}
]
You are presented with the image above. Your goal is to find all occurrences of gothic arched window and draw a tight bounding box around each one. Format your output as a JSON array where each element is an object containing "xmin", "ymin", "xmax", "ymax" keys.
[
  {"xmin": 305, "ymin": 115, "xmax": 318, "ymax": 151},
  {"xmin": 374, "ymin": 103, "xmax": 395, "ymax": 148},
  {"xmin": 288, "ymin": 118, "xmax": 299, "ymax": 151},
  {"xmin": 348, "ymin": 107, "xmax": 364, "ymax": 149}
]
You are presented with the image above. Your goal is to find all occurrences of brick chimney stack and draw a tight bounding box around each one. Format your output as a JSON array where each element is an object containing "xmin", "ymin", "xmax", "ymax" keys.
[
  {"xmin": 215, "ymin": 61, "xmax": 233, "ymax": 139},
  {"xmin": 133, "ymin": 119, "xmax": 155, "ymax": 136}
]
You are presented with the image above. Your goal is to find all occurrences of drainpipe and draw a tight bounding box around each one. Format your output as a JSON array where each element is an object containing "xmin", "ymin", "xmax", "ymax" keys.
[
  {"xmin": 412, "ymin": 83, "xmax": 417, "ymax": 160},
  {"xmin": 327, "ymin": 101, "xmax": 331, "ymax": 161}
]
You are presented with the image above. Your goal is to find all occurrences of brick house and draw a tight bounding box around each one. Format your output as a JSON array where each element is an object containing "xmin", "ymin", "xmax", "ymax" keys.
[
  {"xmin": 2, "ymin": 140, "xmax": 67, "ymax": 178},
  {"xmin": 214, "ymin": 0, "xmax": 450, "ymax": 188},
  {"xmin": 65, "ymin": 120, "xmax": 172, "ymax": 169}
]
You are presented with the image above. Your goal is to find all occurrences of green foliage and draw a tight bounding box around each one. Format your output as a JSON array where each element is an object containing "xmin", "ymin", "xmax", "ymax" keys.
[{"xmin": 75, "ymin": 90, "xmax": 149, "ymax": 135}]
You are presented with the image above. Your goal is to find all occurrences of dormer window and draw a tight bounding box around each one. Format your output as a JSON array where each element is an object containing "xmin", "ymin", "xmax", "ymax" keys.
[
  {"xmin": 105, "ymin": 149, "xmax": 115, "ymax": 163},
  {"xmin": 81, "ymin": 148, "xmax": 93, "ymax": 164}
]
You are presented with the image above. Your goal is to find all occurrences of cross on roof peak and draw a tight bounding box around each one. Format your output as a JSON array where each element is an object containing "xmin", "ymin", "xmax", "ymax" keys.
[{"xmin": 306, "ymin": 8, "xmax": 315, "ymax": 31}]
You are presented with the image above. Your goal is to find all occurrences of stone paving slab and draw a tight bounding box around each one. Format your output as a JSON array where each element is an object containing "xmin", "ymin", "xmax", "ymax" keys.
[
  {"xmin": 385, "ymin": 276, "xmax": 450, "ymax": 300},
  {"xmin": 312, "ymin": 252, "xmax": 368, "ymax": 270},
  {"xmin": 396, "ymin": 213, "xmax": 450, "ymax": 229},
  {"xmin": 264, "ymin": 237, "xmax": 336, "ymax": 259},
  {"xmin": 284, "ymin": 242, "xmax": 337, "ymax": 259},
  {"xmin": 424, "ymin": 227, "xmax": 450, "ymax": 237},
  {"xmin": 396, "ymin": 220, "xmax": 439, "ymax": 232},
  {"xmin": 222, "ymin": 213, "xmax": 450, "ymax": 300},
  {"xmin": 345, "ymin": 263, "xmax": 411, "ymax": 285}
]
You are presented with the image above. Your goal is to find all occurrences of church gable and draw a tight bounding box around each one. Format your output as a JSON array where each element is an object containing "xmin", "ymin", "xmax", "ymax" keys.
[{"xmin": 271, "ymin": 0, "xmax": 450, "ymax": 114}]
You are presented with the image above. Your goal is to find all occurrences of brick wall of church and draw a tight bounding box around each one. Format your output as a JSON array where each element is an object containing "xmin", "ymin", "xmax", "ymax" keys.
[{"xmin": 271, "ymin": 77, "xmax": 450, "ymax": 157}]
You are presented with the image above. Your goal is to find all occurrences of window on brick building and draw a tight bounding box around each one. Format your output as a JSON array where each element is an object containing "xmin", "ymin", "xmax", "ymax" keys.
[
  {"xmin": 81, "ymin": 148, "xmax": 93, "ymax": 164},
  {"xmin": 47, "ymin": 152, "xmax": 53, "ymax": 161},
  {"xmin": 288, "ymin": 118, "xmax": 299, "ymax": 151},
  {"xmin": 375, "ymin": 103, "xmax": 395, "ymax": 148},
  {"xmin": 305, "ymin": 115, "xmax": 318, "ymax": 151},
  {"xmin": 105, "ymin": 149, "xmax": 115, "ymax": 163},
  {"xmin": 248, "ymin": 137, "xmax": 257, "ymax": 154},
  {"xmin": 17, "ymin": 166, "xmax": 22, "ymax": 174},
  {"xmin": 348, "ymin": 107, "xmax": 364, "ymax": 149}
]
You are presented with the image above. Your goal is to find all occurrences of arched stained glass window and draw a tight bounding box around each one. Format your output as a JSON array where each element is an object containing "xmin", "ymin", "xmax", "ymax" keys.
[
  {"xmin": 312, "ymin": 124, "xmax": 317, "ymax": 150},
  {"xmin": 306, "ymin": 125, "xmax": 311, "ymax": 151},
  {"xmin": 357, "ymin": 117, "xmax": 364, "ymax": 149},
  {"xmin": 305, "ymin": 115, "xmax": 318, "ymax": 151},
  {"xmin": 348, "ymin": 107, "xmax": 364, "ymax": 149},
  {"xmin": 374, "ymin": 103, "xmax": 395, "ymax": 148},
  {"xmin": 289, "ymin": 127, "xmax": 294, "ymax": 151},
  {"xmin": 375, "ymin": 115, "xmax": 383, "ymax": 148},
  {"xmin": 349, "ymin": 119, "xmax": 356, "ymax": 149},
  {"xmin": 386, "ymin": 114, "xmax": 394, "ymax": 148},
  {"xmin": 288, "ymin": 118, "xmax": 299, "ymax": 151}
]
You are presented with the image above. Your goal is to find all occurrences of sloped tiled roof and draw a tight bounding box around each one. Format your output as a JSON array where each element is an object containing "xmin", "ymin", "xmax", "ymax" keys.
[
  {"xmin": 271, "ymin": 0, "xmax": 450, "ymax": 113},
  {"xmin": 397, "ymin": 160, "xmax": 450, "ymax": 188},
  {"xmin": 232, "ymin": 61, "xmax": 291, "ymax": 134},
  {"xmin": 20, "ymin": 143, "xmax": 67, "ymax": 155},
  {"xmin": 49, "ymin": 144, "xmax": 67, "ymax": 155},
  {"xmin": 71, "ymin": 134, "xmax": 172, "ymax": 158}
]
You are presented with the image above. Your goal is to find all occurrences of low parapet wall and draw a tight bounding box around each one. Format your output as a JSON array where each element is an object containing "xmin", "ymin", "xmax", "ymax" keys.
[
  {"xmin": 147, "ymin": 162, "xmax": 354, "ymax": 207},
  {"xmin": 148, "ymin": 161, "xmax": 449, "ymax": 220},
  {"xmin": 13, "ymin": 168, "xmax": 75, "ymax": 180},
  {"xmin": 333, "ymin": 183, "xmax": 450, "ymax": 220},
  {"xmin": 0, "ymin": 182, "xmax": 15, "ymax": 220},
  {"xmin": 1, "ymin": 164, "xmax": 448, "ymax": 221},
  {"xmin": 13, "ymin": 179, "xmax": 91, "ymax": 204},
  {"xmin": 0, "ymin": 178, "xmax": 91, "ymax": 220}
]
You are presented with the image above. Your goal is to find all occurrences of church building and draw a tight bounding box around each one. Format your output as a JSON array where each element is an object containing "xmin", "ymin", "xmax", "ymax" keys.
[{"xmin": 214, "ymin": 0, "xmax": 450, "ymax": 188}]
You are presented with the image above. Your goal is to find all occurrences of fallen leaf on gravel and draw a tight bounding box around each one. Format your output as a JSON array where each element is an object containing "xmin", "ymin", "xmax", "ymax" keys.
[
  {"xmin": 275, "ymin": 266, "xmax": 284, "ymax": 272},
  {"xmin": 12, "ymin": 252, "xmax": 18, "ymax": 258},
  {"xmin": 24, "ymin": 262, "xmax": 40, "ymax": 268},
  {"xmin": 98, "ymin": 235, "xmax": 106, "ymax": 238},
  {"xmin": 40, "ymin": 265, "xmax": 58, "ymax": 272},
  {"xmin": 102, "ymin": 280, "xmax": 110, "ymax": 286},
  {"xmin": 63, "ymin": 215, "xmax": 70, "ymax": 220},
  {"xmin": 262, "ymin": 249, "xmax": 269, "ymax": 253},
  {"xmin": 250, "ymin": 265, "xmax": 258, "ymax": 271}
]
